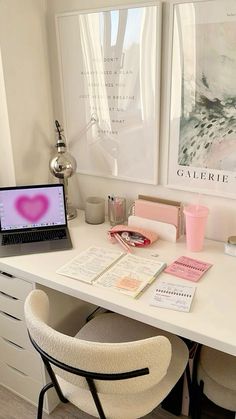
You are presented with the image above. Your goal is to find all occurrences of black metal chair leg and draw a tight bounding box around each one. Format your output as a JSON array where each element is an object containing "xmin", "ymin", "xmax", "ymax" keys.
[
  {"xmin": 37, "ymin": 382, "xmax": 54, "ymax": 419},
  {"xmin": 190, "ymin": 344, "xmax": 203, "ymax": 419},
  {"xmin": 197, "ymin": 380, "xmax": 204, "ymax": 419},
  {"xmin": 191, "ymin": 380, "xmax": 204, "ymax": 419},
  {"xmin": 189, "ymin": 384, "xmax": 196, "ymax": 418},
  {"xmin": 86, "ymin": 378, "xmax": 106, "ymax": 419}
]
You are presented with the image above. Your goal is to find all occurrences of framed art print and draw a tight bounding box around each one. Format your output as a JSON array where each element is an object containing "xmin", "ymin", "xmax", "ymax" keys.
[
  {"xmin": 165, "ymin": 0, "xmax": 236, "ymax": 198},
  {"xmin": 55, "ymin": 3, "xmax": 161, "ymax": 184}
]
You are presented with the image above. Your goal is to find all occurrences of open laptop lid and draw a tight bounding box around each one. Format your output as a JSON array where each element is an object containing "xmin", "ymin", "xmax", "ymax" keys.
[{"xmin": 0, "ymin": 184, "xmax": 67, "ymax": 233}]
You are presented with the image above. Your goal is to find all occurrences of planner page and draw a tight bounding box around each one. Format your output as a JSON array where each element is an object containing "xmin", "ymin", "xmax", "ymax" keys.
[
  {"xmin": 57, "ymin": 247, "xmax": 124, "ymax": 283},
  {"xmin": 95, "ymin": 254, "xmax": 166, "ymax": 297}
]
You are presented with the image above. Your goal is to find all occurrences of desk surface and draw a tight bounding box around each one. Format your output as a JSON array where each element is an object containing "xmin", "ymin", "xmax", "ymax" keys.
[{"xmin": 0, "ymin": 211, "xmax": 235, "ymax": 356}]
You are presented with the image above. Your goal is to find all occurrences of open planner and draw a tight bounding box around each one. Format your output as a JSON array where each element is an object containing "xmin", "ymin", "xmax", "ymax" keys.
[{"xmin": 57, "ymin": 246, "xmax": 166, "ymax": 298}]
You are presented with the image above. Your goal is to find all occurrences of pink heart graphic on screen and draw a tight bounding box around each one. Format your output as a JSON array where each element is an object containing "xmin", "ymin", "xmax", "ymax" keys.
[{"xmin": 15, "ymin": 195, "xmax": 49, "ymax": 222}]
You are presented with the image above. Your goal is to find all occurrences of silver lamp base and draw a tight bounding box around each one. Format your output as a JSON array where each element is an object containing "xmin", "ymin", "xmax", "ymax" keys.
[{"xmin": 67, "ymin": 205, "xmax": 77, "ymax": 221}]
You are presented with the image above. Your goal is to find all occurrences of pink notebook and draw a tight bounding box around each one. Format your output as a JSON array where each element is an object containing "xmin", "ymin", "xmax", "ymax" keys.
[
  {"xmin": 164, "ymin": 256, "xmax": 212, "ymax": 282},
  {"xmin": 134, "ymin": 199, "xmax": 182, "ymax": 238}
]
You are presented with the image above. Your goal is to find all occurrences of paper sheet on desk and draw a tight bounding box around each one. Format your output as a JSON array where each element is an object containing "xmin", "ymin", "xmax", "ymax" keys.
[
  {"xmin": 150, "ymin": 281, "xmax": 196, "ymax": 312},
  {"xmin": 164, "ymin": 256, "xmax": 212, "ymax": 282}
]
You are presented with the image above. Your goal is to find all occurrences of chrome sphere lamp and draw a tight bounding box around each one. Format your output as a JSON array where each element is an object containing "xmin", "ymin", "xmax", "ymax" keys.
[{"xmin": 49, "ymin": 120, "xmax": 77, "ymax": 220}]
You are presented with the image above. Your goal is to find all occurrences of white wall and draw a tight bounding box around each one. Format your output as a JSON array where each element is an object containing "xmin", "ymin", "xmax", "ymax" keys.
[
  {"xmin": 47, "ymin": 0, "xmax": 236, "ymax": 242},
  {"xmin": 0, "ymin": 0, "xmax": 54, "ymax": 185}
]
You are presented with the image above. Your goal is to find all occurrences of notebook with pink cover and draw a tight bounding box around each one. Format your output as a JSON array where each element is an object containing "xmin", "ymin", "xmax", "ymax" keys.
[{"xmin": 164, "ymin": 256, "xmax": 212, "ymax": 282}]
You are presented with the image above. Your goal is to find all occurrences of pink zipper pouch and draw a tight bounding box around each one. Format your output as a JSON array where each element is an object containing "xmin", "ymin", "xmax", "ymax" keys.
[{"xmin": 108, "ymin": 224, "xmax": 158, "ymax": 248}]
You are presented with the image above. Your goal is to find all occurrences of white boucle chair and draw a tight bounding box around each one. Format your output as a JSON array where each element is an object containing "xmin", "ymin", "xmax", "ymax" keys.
[
  {"xmin": 24, "ymin": 289, "xmax": 189, "ymax": 419},
  {"xmin": 190, "ymin": 345, "xmax": 236, "ymax": 419}
]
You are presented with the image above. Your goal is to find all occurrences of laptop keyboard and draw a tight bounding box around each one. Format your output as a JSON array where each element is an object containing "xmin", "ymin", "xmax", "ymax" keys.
[{"xmin": 2, "ymin": 229, "xmax": 67, "ymax": 245}]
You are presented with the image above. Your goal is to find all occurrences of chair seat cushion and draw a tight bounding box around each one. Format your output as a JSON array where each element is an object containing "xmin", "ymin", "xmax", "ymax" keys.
[
  {"xmin": 56, "ymin": 312, "xmax": 188, "ymax": 418},
  {"xmin": 77, "ymin": 311, "xmax": 183, "ymax": 344},
  {"xmin": 198, "ymin": 346, "xmax": 236, "ymax": 412},
  {"xmin": 56, "ymin": 374, "xmax": 178, "ymax": 419}
]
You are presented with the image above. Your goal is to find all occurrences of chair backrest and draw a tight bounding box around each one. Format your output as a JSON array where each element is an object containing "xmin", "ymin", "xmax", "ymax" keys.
[{"xmin": 24, "ymin": 289, "xmax": 172, "ymax": 395}]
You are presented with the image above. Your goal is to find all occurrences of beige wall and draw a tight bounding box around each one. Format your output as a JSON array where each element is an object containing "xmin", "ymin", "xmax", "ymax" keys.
[
  {"xmin": 0, "ymin": 48, "xmax": 15, "ymax": 186},
  {"xmin": 1, "ymin": 0, "xmax": 235, "ymax": 242},
  {"xmin": 0, "ymin": 0, "xmax": 54, "ymax": 185}
]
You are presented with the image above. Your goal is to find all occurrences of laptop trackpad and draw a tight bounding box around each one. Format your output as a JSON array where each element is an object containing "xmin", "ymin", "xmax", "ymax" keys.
[{"xmin": 21, "ymin": 242, "xmax": 51, "ymax": 253}]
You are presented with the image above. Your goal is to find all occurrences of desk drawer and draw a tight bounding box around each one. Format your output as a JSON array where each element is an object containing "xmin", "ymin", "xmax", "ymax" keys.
[
  {"xmin": 0, "ymin": 272, "xmax": 32, "ymax": 300},
  {"xmin": 0, "ymin": 336, "xmax": 43, "ymax": 382},
  {"xmin": 0, "ymin": 292, "xmax": 25, "ymax": 320},
  {"xmin": 0, "ymin": 361, "xmax": 42, "ymax": 405},
  {"xmin": 0, "ymin": 310, "xmax": 31, "ymax": 350}
]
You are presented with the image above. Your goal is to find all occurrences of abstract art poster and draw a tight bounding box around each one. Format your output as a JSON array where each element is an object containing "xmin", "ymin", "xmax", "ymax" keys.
[{"xmin": 166, "ymin": 0, "xmax": 236, "ymax": 198}]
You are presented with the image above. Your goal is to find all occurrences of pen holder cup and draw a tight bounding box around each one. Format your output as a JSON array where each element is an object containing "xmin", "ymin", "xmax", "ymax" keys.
[{"xmin": 108, "ymin": 197, "xmax": 126, "ymax": 226}]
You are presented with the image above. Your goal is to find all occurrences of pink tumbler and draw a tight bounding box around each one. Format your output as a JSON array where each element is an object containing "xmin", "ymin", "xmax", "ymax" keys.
[{"xmin": 183, "ymin": 205, "xmax": 209, "ymax": 252}]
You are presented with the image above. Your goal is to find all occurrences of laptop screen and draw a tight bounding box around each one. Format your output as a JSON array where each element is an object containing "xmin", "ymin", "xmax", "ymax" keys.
[{"xmin": 0, "ymin": 184, "xmax": 67, "ymax": 232}]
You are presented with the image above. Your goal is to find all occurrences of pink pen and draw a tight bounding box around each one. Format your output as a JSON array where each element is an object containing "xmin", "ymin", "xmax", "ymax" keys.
[{"xmin": 113, "ymin": 233, "xmax": 132, "ymax": 253}]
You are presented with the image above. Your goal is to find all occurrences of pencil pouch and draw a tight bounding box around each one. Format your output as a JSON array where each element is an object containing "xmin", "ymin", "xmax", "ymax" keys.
[{"xmin": 108, "ymin": 224, "xmax": 158, "ymax": 248}]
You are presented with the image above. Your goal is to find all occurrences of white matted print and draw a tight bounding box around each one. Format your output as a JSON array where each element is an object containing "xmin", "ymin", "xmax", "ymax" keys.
[
  {"xmin": 56, "ymin": 3, "xmax": 161, "ymax": 184},
  {"xmin": 166, "ymin": 0, "xmax": 236, "ymax": 197}
]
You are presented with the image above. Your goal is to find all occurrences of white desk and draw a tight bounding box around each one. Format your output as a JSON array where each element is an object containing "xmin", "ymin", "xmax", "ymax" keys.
[{"xmin": 0, "ymin": 211, "xmax": 235, "ymax": 357}]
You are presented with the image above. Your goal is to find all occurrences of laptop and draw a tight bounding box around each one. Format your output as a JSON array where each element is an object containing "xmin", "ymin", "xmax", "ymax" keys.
[{"xmin": 0, "ymin": 184, "xmax": 72, "ymax": 257}]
